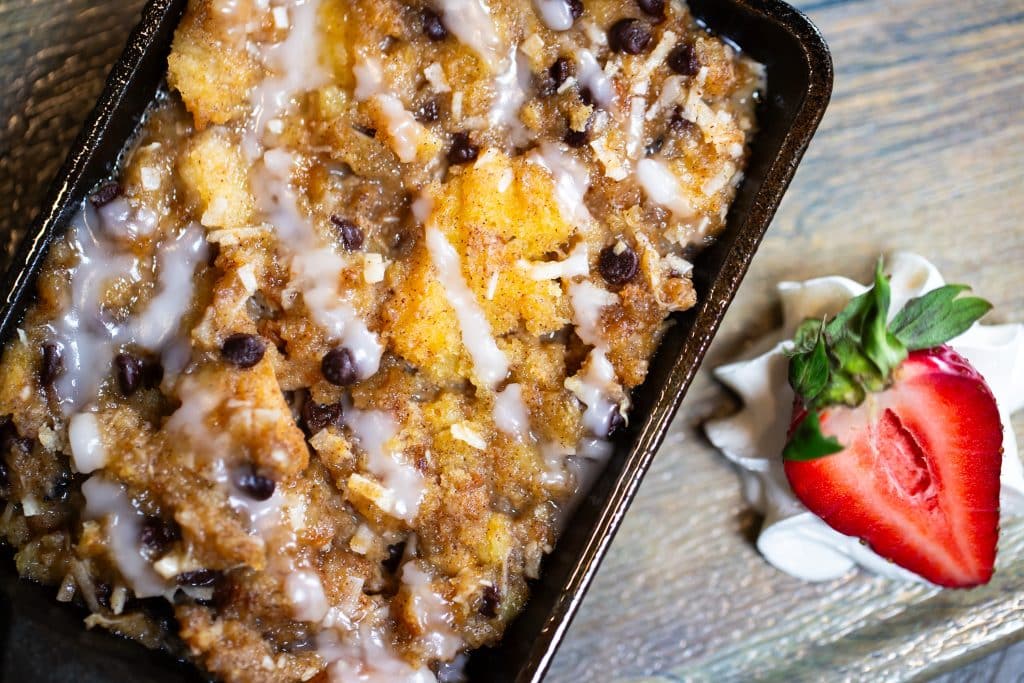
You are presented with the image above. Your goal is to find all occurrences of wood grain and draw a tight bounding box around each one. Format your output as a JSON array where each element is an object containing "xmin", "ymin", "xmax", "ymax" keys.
[{"xmin": 1, "ymin": 1, "xmax": 1022, "ymax": 681}]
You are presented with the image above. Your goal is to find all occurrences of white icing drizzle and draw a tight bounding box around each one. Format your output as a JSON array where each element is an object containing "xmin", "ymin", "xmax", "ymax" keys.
[
  {"xmin": 401, "ymin": 562, "xmax": 464, "ymax": 660},
  {"xmin": 52, "ymin": 206, "xmax": 207, "ymax": 412},
  {"xmin": 373, "ymin": 94, "xmax": 428, "ymax": 163},
  {"xmin": 569, "ymin": 280, "xmax": 617, "ymax": 347},
  {"xmin": 82, "ymin": 477, "xmax": 170, "ymax": 598},
  {"xmin": 519, "ymin": 242, "xmax": 588, "ymax": 281},
  {"xmin": 575, "ymin": 49, "xmax": 615, "ymax": 109},
  {"xmin": 424, "ymin": 226, "xmax": 510, "ymax": 387},
  {"xmin": 434, "ymin": 0, "xmax": 503, "ymax": 71},
  {"xmin": 488, "ymin": 46, "xmax": 532, "ymax": 142},
  {"xmin": 248, "ymin": 0, "xmax": 328, "ymax": 149},
  {"xmin": 98, "ymin": 197, "xmax": 158, "ymax": 238},
  {"xmin": 321, "ymin": 623, "xmax": 437, "ymax": 683},
  {"xmin": 68, "ymin": 412, "xmax": 107, "ymax": 474},
  {"xmin": 493, "ymin": 384, "xmax": 531, "ymax": 441},
  {"xmin": 533, "ymin": 0, "xmax": 575, "ymax": 31},
  {"xmin": 286, "ymin": 569, "xmax": 329, "ymax": 622},
  {"xmin": 636, "ymin": 158, "xmax": 696, "ymax": 219},
  {"xmin": 527, "ymin": 142, "xmax": 594, "ymax": 227},
  {"xmin": 290, "ymin": 247, "xmax": 384, "ymax": 378},
  {"xmin": 354, "ymin": 57, "xmax": 385, "ymax": 101},
  {"xmin": 345, "ymin": 405, "xmax": 425, "ymax": 523}
]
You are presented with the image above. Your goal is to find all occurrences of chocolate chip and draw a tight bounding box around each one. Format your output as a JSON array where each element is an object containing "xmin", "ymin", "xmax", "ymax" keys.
[
  {"xmin": 40, "ymin": 343, "xmax": 63, "ymax": 387},
  {"xmin": 667, "ymin": 43, "xmax": 700, "ymax": 76},
  {"xmin": 480, "ymin": 584, "xmax": 500, "ymax": 617},
  {"xmin": 668, "ymin": 107, "xmax": 696, "ymax": 133},
  {"xmin": 0, "ymin": 460, "xmax": 9, "ymax": 494},
  {"xmin": 567, "ymin": 0, "xmax": 584, "ymax": 21},
  {"xmin": 423, "ymin": 9, "xmax": 447, "ymax": 41},
  {"xmin": 564, "ymin": 127, "xmax": 589, "ymax": 148},
  {"xmin": 43, "ymin": 469, "xmax": 70, "ymax": 502},
  {"xmin": 579, "ymin": 86, "xmax": 595, "ymax": 106},
  {"xmin": 447, "ymin": 132, "xmax": 479, "ymax": 165},
  {"xmin": 416, "ymin": 98, "xmax": 440, "ymax": 123},
  {"xmin": 382, "ymin": 541, "xmax": 406, "ymax": 574},
  {"xmin": 141, "ymin": 357, "xmax": 164, "ymax": 389},
  {"xmin": 140, "ymin": 516, "xmax": 181, "ymax": 557},
  {"xmin": 645, "ymin": 136, "xmax": 665, "ymax": 156},
  {"xmin": 549, "ymin": 57, "xmax": 574, "ymax": 90},
  {"xmin": 114, "ymin": 353, "xmax": 144, "ymax": 396},
  {"xmin": 608, "ymin": 18, "xmax": 652, "ymax": 55},
  {"xmin": 637, "ymin": 0, "xmax": 665, "ymax": 19},
  {"xmin": 176, "ymin": 569, "xmax": 219, "ymax": 587},
  {"xmin": 235, "ymin": 469, "xmax": 276, "ymax": 501},
  {"xmin": 352, "ymin": 124, "xmax": 377, "ymax": 138},
  {"xmin": 302, "ymin": 401, "xmax": 344, "ymax": 435},
  {"xmin": 321, "ymin": 347, "xmax": 358, "ymax": 386},
  {"xmin": 330, "ymin": 216, "xmax": 364, "ymax": 251},
  {"xmin": 94, "ymin": 581, "xmax": 112, "ymax": 609},
  {"xmin": 598, "ymin": 242, "xmax": 640, "ymax": 285},
  {"xmin": 89, "ymin": 181, "xmax": 122, "ymax": 208},
  {"xmin": 607, "ymin": 408, "xmax": 626, "ymax": 436},
  {"xmin": 221, "ymin": 333, "xmax": 266, "ymax": 368}
]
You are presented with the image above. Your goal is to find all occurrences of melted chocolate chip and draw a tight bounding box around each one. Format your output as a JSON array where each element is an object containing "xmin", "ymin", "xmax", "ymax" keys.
[
  {"xmin": 352, "ymin": 124, "xmax": 377, "ymax": 138},
  {"xmin": 598, "ymin": 243, "xmax": 640, "ymax": 285},
  {"xmin": 0, "ymin": 460, "xmax": 9, "ymax": 494},
  {"xmin": 579, "ymin": 86, "xmax": 595, "ymax": 106},
  {"xmin": 94, "ymin": 581, "xmax": 113, "ymax": 609},
  {"xmin": 302, "ymin": 400, "xmax": 344, "ymax": 435},
  {"xmin": 668, "ymin": 107, "xmax": 696, "ymax": 133},
  {"xmin": 608, "ymin": 18, "xmax": 652, "ymax": 55},
  {"xmin": 140, "ymin": 516, "xmax": 181, "ymax": 557},
  {"xmin": 176, "ymin": 569, "xmax": 220, "ymax": 587},
  {"xmin": 382, "ymin": 541, "xmax": 406, "ymax": 574},
  {"xmin": 330, "ymin": 216, "xmax": 365, "ymax": 251},
  {"xmin": 667, "ymin": 43, "xmax": 700, "ymax": 76},
  {"xmin": 423, "ymin": 9, "xmax": 447, "ymax": 41},
  {"xmin": 321, "ymin": 347, "xmax": 358, "ymax": 386},
  {"xmin": 221, "ymin": 333, "xmax": 266, "ymax": 368},
  {"xmin": 43, "ymin": 469, "xmax": 70, "ymax": 502},
  {"xmin": 637, "ymin": 0, "xmax": 665, "ymax": 19},
  {"xmin": 40, "ymin": 343, "xmax": 63, "ymax": 387},
  {"xmin": 416, "ymin": 98, "xmax": 440, "ymax": 123},
  {"xmin": 89, "ymin": 181, "xmax": 122, "ymax": 208},
  {"xmin": 564, "ymin": 127, "xmax": 589, "ymax": 148},
  {"xmin": 235, "ymin": 469, "xmax": 276, "ymax": 501},
  {"xmin": 141, "ymin": 357, "xmax": 164, "ymax": 389},
  {"xmin": 480, "ymin": 584, "xmax": 500, "ymax": 617},
  {"xmin": 549, "ymin": 57, "xmax": 574, "ymax": 90},
  {"xmin": 447, "ymin": 132, "xmax": 479, "ymax": 165},
  {"xmin": 645, "ymin": 136, "xmax": 665, "ymax": 156},
  {"xmin": 114, "ymin": 353, "xmax": 144, "ymax": 396}
]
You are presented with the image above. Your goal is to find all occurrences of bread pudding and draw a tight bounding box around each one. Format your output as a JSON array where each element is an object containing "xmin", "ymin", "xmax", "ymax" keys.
[{"xmin": 0, "ymin": 0, "xmax": 761, "ymax": 680}]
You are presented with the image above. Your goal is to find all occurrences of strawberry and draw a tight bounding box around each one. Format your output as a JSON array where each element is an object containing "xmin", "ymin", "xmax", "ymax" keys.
[{"xmin": 782, "ymin": 261, "xmax": 1002, "ymax": 587}]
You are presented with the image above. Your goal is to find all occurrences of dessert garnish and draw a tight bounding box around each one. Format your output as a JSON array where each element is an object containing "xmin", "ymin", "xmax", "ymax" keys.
[{"xmin": 782, "ymin": 260, "xmax": 1001, "ymax": 587}]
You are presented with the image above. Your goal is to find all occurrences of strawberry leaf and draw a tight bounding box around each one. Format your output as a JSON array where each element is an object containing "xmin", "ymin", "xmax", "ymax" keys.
[
  {"xmin": 783, "ymin": 410, "xmax": 844, "ymax": 461},
  {"xmin": 891, "ymin": 284, "xmax": 993, "ymax": 350},
  {"xmin": 789, "ymin": 328, "xmax": 830, "ymax": 402},
  {"xmin": 860, "ymin": 260, "xmax": 908, "ymax": 378}
]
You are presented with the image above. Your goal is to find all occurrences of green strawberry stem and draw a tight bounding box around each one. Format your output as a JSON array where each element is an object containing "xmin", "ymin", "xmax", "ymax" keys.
[{"xmin": 783, "ymin": 259, "xmax": 992, "ymax": 461}]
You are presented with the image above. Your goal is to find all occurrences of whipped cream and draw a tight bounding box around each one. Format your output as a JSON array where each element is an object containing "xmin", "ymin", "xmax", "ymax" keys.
[{"xmin": 705, "ymin": 252, "xmax": 1024, "ymax": 583}]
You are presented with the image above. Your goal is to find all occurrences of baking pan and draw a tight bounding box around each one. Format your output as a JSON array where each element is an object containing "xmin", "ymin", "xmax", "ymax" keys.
[{"xmin": 0, "ymin": 1, "xmax": 832, "ymax": 681}]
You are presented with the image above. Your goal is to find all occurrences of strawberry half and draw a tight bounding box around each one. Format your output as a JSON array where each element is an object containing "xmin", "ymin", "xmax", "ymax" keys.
[{"xmin": 782, "ymin": 261, "xmax": 1002, "ymax": 587}]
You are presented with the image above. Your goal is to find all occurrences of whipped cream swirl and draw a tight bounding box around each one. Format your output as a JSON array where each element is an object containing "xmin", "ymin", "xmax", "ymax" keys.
[{"xmin": 706, "ymin": 252, "xmax": 1024, "ymax": 583}]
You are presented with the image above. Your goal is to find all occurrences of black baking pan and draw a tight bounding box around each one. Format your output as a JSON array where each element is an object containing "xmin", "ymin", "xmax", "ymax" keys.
[{"xmin": 0, "ymin": 0, "xmax": 832, "ymax": 681}]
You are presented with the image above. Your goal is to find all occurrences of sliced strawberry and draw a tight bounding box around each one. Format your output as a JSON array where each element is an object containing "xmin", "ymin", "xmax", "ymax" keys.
[{"xmin": 785, "ymin": 346, "xmax": 1002, "ymax": 587}]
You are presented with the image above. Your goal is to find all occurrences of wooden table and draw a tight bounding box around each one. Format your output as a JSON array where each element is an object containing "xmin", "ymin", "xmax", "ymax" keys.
[{"xmin": 1, "ymin": 0, "xmax": 1022, "ymax": 680}]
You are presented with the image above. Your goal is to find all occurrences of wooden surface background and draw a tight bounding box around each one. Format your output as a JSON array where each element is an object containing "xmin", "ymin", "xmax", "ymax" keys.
[{"xmin": 1, "ymin": 0, "xmax": 1023, "ymax": 681}]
